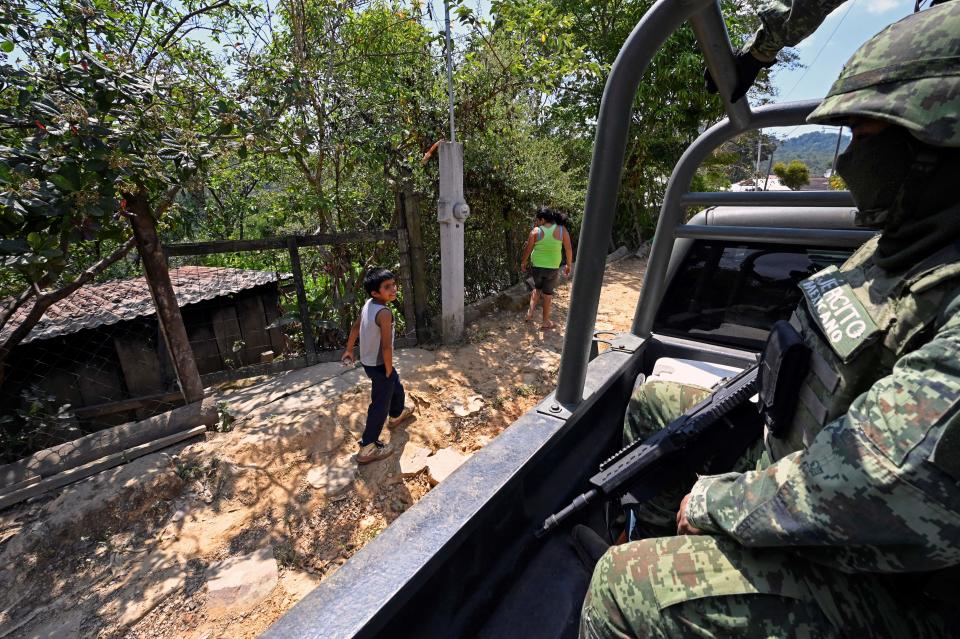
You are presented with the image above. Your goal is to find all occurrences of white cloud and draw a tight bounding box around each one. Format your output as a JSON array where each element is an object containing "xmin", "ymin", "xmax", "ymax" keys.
[{"xmin": 866, "ymin": 0, "xmax": 899, "ymax": 14}]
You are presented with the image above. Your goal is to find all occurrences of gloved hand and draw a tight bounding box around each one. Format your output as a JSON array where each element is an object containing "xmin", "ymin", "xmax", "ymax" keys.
[{"xmin": 704, "ymin": 50, "xmax": 776, "ymax": 102}]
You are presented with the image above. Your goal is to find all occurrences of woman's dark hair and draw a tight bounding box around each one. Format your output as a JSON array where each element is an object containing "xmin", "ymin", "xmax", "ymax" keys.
[
  {"xmin": 363, "ymin": 267, "xmax": 395, "ymax": 295},
  {"xmin": 536, "ymin": 205, "xmax": 568, "ymax": 228}
]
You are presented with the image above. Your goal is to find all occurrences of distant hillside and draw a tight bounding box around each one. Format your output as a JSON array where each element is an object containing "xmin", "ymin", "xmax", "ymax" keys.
[{"xmin": 774, "ymin": 131, "xmax": 851, "ymax": 176}]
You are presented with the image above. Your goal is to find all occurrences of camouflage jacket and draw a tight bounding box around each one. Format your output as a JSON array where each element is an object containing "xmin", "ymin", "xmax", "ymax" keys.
[
  {"xmin": 747, "ymin": 0, "xmax": 849, "ymax": 60},
  {"xmin": 686, "ymin": 239, "xmax": 960, "ymax": 574},
  {"xmin": 770, "ymin": 236, "xmax": 960, "ymax": 461}
]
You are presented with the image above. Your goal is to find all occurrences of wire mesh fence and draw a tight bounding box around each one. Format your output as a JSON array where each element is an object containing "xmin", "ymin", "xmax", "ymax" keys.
[
  {"xmin": 165, "ymin": 230, "xmax": 416, "ymax": 372},
  {"xmin": 0, "ymin": 230, "xmax": 418, "ymax": 467},
  {"xmin": 163, "ymin": 249, "xmax": 303, "ymax": 380},
  {"xmin": 0, "ymin": 259, "xmax": 187, "ymax": 465}
]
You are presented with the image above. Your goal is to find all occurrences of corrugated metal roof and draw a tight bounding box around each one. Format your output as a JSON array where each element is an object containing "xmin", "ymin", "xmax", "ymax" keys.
[{"xmin": 1, "ymin": 266, "xmax": 289, "ymax": 345}]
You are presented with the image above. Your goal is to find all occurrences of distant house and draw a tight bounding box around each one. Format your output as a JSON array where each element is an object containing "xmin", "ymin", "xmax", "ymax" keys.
[
  {"xmin": 803, "ymin": 176, "xmax": 832, "ymax": 191},
  {"xmin": 1, "ymin": 266, "xmax": 290, "ymax": 426},
  {"xmin": 728, "ymin": 176, "xmax": 791, "ymax": 192}
]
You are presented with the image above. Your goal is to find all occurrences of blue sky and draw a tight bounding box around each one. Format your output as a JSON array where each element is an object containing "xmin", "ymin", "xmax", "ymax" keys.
[{"xmin": 762, "ymin": 0, "xmax": 913, "ymax": 138}]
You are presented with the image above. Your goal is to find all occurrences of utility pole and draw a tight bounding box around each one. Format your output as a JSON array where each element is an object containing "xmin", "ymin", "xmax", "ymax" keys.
[
  {"xmin": 755, "ymin": 129, "xmax": 763, "ymax": 178},
  {"xmin": 830, "ymin": 126, "xmax": 845, "ymax": 175},
  {"xmin": 438, "ymin": 144, "xmax": 469, "ymax": 343},
  {"xmin": 443, "ymin": 0, "xmax": 456, "ymax": 142},
  {"xmin": 437, "ymin": 1, "xmax": 468, "ymax": 344}
]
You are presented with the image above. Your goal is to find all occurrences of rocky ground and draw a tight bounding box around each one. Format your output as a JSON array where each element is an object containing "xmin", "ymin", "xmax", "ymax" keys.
[{"xmin": 0, "ymin": 256, "xmax": 645, "ymax": 639}]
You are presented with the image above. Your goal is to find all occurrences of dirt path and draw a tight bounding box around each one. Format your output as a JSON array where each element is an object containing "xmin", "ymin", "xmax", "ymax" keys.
[{"xmin": 0, "ymin": 257, "xmax": 645, "ymax": 639}]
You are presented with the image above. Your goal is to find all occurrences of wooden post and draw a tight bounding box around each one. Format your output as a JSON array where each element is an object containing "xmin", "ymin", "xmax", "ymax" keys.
[
  {"xmin": 399, "ymin": 184, "xmax": 430, "ymax": 340},
  {"xmin": 287, "ymin": 238, "xmax": 318, "ymax": 365},
  {"xmin": 502, "ymin": 203, "xmax": 519, "ymax": 285},
  {"xmin": 395, "ymin": 230, "xmax": 418, "ymax": 344},
  {"xmin": 128, "ymin": 192, "xmax": 204, "ymax": 403}
]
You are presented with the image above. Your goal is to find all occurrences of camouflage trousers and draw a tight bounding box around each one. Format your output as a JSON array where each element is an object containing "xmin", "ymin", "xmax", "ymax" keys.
[
  {"xmin": 580, "ymin": 378, "xmax": 950, "ymax": 638},
  {"xmin": 580, "ymin": 535, "xmax": 949, "ymax": 639}
]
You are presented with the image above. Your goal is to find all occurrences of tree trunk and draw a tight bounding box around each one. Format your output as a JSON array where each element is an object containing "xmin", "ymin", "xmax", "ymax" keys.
[{"xmin": 127, "ymin": 191, "xmax": 204, "ymax": 403}]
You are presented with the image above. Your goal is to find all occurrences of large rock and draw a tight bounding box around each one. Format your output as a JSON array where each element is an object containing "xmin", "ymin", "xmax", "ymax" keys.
[
  {"xmin": 305, "ymin": 456, "xmax": 356, "ymax": 497},
  {"xmin": 523, "ymin": 351, "xmax": 560, "ymax": 375},
  {"xmin": 426, "ymin": 448, "xmax": 470, "ymax": 485},
  {"xmin": 206, "ymin": 546, "xmax": 278, "ymax": 616},
  {"xmin": 399, "ymin": 445, "xmax": 431, "ymax": 477},
  {"xmin": 502, "ymin": 290, "xmax": 530, "ymax": 312},
  {"xmin": 452, "ymin": 395, "xmax": 484, "ymax": 417},
  {"xmin": 606, "ymin": 245, "xmax": 630, "ymax": 263}
]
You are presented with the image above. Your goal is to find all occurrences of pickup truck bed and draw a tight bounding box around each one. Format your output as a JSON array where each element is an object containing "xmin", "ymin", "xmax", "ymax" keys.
[
  {"xmin": 262, "ymin": 208, "xmax": 870, "ymax": 639},
  {"xmin": 263, "ymin": 2, "xmax": 875, "ymax": 634}
]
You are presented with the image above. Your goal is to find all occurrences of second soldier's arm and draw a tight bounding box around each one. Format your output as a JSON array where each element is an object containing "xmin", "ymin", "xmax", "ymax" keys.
[
  {"xmin": 716, "ymin": 0, "xmax": 849, "ymax": 101},
  {"xmin": 684, "ymin": 299, "xmax": 960, "ymax": 573},
  {"xmin": 747, "ymin": 0, "xmax": 849, "ymax": 61}
]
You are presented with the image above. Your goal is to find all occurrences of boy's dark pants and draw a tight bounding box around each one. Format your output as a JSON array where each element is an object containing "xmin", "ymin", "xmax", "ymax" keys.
[{"xmin": 360, "ymin": 364, "xmax": 405, "ymax": 445}]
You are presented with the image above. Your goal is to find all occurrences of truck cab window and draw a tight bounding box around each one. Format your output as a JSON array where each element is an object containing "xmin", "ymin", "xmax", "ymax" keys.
[{"xmin": 654, "ymin": 241, "xmax": 850, "ymax": 350}]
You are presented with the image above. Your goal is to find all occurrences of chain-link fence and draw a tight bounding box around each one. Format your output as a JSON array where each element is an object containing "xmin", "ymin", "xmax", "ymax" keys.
[
  {"xmin": 165, "ymin": 231, "xmax": 417, "ymax": 376},
  {"xmin": 0, "ymin": 257, "xmax": 187, "ymax": 465},
  {"xmin": 0, "ymin": 230, "xmax": 419, "ymax": 467},
  {"xmin": 162, "ymin": 249, "xmax": 303, "ymax": 382}
]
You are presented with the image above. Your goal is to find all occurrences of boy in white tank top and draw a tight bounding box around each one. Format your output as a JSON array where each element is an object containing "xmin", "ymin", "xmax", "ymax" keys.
[{"xmin": 342, "ymin": 268, "xmax": 413, "ymax": 463}]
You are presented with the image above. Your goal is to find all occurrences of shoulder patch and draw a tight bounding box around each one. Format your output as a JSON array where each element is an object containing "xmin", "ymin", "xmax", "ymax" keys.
[{"xmin": 800, "ymin": 266, "xmax": 880, "ymax": 362}]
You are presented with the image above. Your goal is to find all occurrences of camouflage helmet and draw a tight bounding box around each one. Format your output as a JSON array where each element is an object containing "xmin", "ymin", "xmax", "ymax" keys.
[{"xmin": 807, "ymin": 2, "xmax": 960, "ymax": 147}]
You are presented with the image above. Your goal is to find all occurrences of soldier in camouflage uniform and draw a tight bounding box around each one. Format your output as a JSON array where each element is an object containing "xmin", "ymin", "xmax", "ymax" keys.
[
  {"xmin": 582, "ymin": 4, "xmax": 960, "ymax": 638},
  {"xmin": 719, "ymin": 0, "xmax": 952, "ymax": 101}
]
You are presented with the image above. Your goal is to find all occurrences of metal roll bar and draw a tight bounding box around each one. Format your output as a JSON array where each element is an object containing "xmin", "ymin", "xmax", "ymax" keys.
[
  {"xmin": 673, "ymin": 225, "xmax": 873, "ymax": 247},
  {"xmin": 681, "ymin": 191, "xmax": 855, "ymax": 207},
  {"xmin": 556, "ymin": 0, "xmax": 852, "ymax": 405}
]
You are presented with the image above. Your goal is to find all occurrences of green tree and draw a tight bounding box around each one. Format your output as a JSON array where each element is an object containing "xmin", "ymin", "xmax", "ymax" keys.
[
  {"xmin": 0, "ymin": 0, "xmax": 256, "ymax": 369},
  {"xmin": 234, "ymin": 1, "xmax": 441, "ymax": 232},
  {"xmin": 773, "ymin": 159, "xmax": 811, "ymax": 190},
  {"xmin": 828, "ymin": 173, "xmax": 846, "ymax": 191},
  {"xmin": 712, "ymin": 129, "xmax": 780, "ymax": 184},
  {"xmin": 487, "ymin": 0, "xmax": 788, "ymax": 245}
]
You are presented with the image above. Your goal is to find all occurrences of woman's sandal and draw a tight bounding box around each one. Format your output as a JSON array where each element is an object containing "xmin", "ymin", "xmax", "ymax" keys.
[{"xmin": 541, "ymin": 321, "xmax": 556, "ymax": 331}]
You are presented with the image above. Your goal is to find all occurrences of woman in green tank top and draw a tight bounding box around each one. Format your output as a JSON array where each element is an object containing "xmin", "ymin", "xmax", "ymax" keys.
[{"xmin": 520, "ymin": 206, "xmax": 574, "ymax": 330}]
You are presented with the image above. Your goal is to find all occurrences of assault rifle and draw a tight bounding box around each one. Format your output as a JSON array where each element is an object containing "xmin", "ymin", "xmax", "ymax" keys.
[{"xmin": 535, "ymin": 362, "xmax": 760, "ymax": 538}]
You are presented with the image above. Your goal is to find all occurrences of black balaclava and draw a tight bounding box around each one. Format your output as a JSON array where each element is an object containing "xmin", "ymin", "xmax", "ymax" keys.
[{"xmin": 835, "ymin": 126, "xmax": 960, "ymax": 271}]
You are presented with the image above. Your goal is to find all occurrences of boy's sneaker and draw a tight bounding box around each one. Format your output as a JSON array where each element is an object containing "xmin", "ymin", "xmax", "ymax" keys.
[
  {"xmin": 357, "ymin": 440, "xmax": 393, "ymax": 464},
  {"xmin": 387, "ymin": 407, "xmax": 415, "ymax": 429}
]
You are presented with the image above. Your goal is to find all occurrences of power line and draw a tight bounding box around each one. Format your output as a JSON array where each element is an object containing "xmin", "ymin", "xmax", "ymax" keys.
[
  {"xmin": 781, "ymin": 0, "xmax": 858, "ymax": 101},
  {"xmin": 776, "ymin": 0, "xmax": 857, "ymax": 140},
  {"xmin": 783, "ymin": 0, "xmax": 857, "ymax": 139}
]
